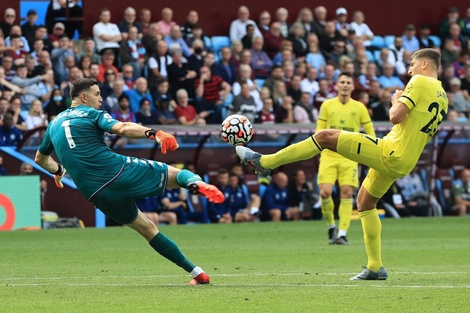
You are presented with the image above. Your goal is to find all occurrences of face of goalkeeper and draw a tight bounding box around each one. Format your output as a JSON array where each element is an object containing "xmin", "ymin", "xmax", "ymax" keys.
[{"xmin": 82, "ymin": 84, "xmax": 103, "ymax": 110}]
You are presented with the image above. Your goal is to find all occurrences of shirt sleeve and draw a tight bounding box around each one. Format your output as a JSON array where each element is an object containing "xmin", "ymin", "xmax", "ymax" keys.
[
  {"xmin": 38, "ymin": 126, "xmax": 54, "ymax": 155},
  {"xmin": 96, "ymin": 110, "xmax": 119, "ymax": 132},
  {"xmin": 399, "ymin": 75, "xmax": 423, "ymax": 110}
]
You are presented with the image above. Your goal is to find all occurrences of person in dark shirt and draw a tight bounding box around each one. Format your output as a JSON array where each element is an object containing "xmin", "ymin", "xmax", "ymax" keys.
[{"xmin": 0, "ymin": 112, "xmax": 23, "ymax": 146}]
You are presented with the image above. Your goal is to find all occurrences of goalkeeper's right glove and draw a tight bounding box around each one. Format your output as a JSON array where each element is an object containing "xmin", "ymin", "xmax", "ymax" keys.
[
  {"xmin": 54, "ymin": 164, "xmax": 67, "ymax": 188},
  {"xmin": 145, "ymin": 129, "xmax": 179, "ymax": 154}
]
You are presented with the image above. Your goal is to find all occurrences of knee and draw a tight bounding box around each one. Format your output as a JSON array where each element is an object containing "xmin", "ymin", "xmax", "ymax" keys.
[
  {"xmin": 320, "ymin": 190, "xmax": 332, "ymax": 199},
  {"xmin": 340, "ymin": 189, "xmax": 354, "ymax": 199}
]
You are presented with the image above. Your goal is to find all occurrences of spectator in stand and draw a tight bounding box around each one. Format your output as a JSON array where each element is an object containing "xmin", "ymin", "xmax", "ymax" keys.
[
  {"xmin": 241, "ymin": 24, "xmax": 256, "ymax": 50},
  {"xmin": 327, "ymin": 38, "xmax": 347, "ymax": 67},
  {"xmin": 301, "ymin": 66, "xmax": 319, "ymax": 99},
  {"xmin": 93, "ymin": 8, "xmax": 122, "ymax": 67},
  {"xmin": 5, "ymin": 34, "xmax": 27, "ymax": 65},
  {"xmin": 135, "ymin": 97, "xmax": 158, "ymax": 125},
  {"xmin": 261, "ymin": 172, "xmax": 300, "ymax": 222},
  {"xmin": 47, "ymin": 22, "xmax": 66, "ymax": 48},
  {"xmin": 450, "ymin": 168, "xmax": 470, "ymax": 216},
  {"xmin": 0, "ymin": 154, "xmax": 7, "ymax": 175},
  {"xmin": 232, "ymin": 64, "xmax": 262, "ymax": 111},
  {"xmin": 174, "ymin": 89, "xmax": 208, "ymax": 126},
  {"xmin": 97, "ymin": 50, "xmax": 119, "ymax": 83},
  {"xmin": 187, "ymin": 39, "xmax": 205, "ymax": 74},
  {"xmin": 255, "ymin": 96, "xmax": 275, "ymax": 124},
  {"xmin": 25, "ymin": 98, "xmax": 47, "ymax": 141},
  {"xmin": 461, "ymin": 64, "xmax": 470, "ymax": 99},
  {"xmin": 118, "ymin": 7, "xmax": 143, "ymax": 40},
  {"xmin": 441, "ymin": 38, "xmax": 459, "ymax": 67},
  {"xmin": 11, "ymin": 64, "xmax": 51, "ymax": 110},
  {"xmin": 148, "ymin": 40, "xmax": 172, "ymax": 88},
  {"xmin": 418, "ymin": 23, "xmax": 437, "ymax": 49},
  {"xmin": 335, "ymin": 7, "xmax": 351, "ymax": 38},
  {"xmin": 306, "ymin": 41, "xmax": 327, "ymax": 73},
  {"xmin": 185, "ymin": 24, "xmax": 207, "ymax": 49},
  {"xmin": 6, "ymin": 26, "xmax": 30, "ymax": 54},
  {"xmin": 272, "ymin": 42, "xmax": 295, "ymax": 66},
  {"xmin": 230, "ymin": 40, "xmax": 244, "ymax": 67},
  {"xmin": 453, "ymin": 50, "xmax": 469, "ymax": 79},
  {"xmin": 311, "ymin": 6, "xmax": 328, "ymax": 39},
  {"xmin": 44, "ymin": 88, "xmax": 67, "ymax": 121},
  {"xmin": 402, "ymin": 24, "xmax": 420, "ymax": 54},
  {"xmin": 250, "ymin": 37, "xmax": 273, "ymax": 79},
  {"xmin": 0, "ymin": 97, "xmax": 9, "ymax": 123},
  {"xmin": 126, "ymin": 77, "xmax": 153, "ymax": 113},
  {"xmin": 449, "ymin": 77, "xmax": 470, "ymax": 115},
  {"xmin": 194, "ymin": 65, "xmax": 231, "ymax": 124},
  {"xmin": 230, "ymin": 6, "xmax": 262, "ymax": 42},
  {"xmin": 358, "ymin": 62, "xmax": 378, "ymax": 91},
  {"xmin": 440, "ymin": 63, "xmax": 455, "ymax": 92},
  {"xmin": 76, "ymin": 37, "xmax": 101, "ymax": 65},
  {"xmin": 350, "ymin": 11, "xmax": 374, "ymax": 48},
  {"xmin": 287, "ymin": 75, "xmax": 302, "ymax": 103},
  {"xmin": 294, "ymin": 92, "xmax": 316, "ymax": 124},
  {"xmin": 157, "ymin": 8, "xmax": 176, "ymax": 37},
  {"xmin": 6, "ymin": 96, "xmax": 27, "ymax": 132},
  {"xmin": 438, "ymin": 7, "xmax": 466, "ymax": 42},
  {"xmin": 181, "ymin": 10, "xmax": 199, "ymax": 40},
  {"xmin": 224, "ymin": 172, "xmax": 254, "ymax": 223},
  {"xmin": 282, "ymin": 61, "xmax": 295, "ymax": 86},
  {"xmin": 99, "ymin": 69, "xmax": 116, "ymax": 101},
  {"xmin": 275, "ymin": 7, "xmax": 290, "ymax": 38},
  {"xmin": 257, "ymin": 11, "xmax": 271, "ymax": 37},
  {"xmin": 213, "ymin": 47, "xmax": 237, "ymax": 86},
  {"xmin": 288, "ymin": 23, "xmax": 308, "ymax": 58},
  {"xmin": 29, "ymin": 39, "xmax": 44, "ymax": 64},
  {"xmin": 263, "ymin": 22, "xmax": 284, "ymax": 60},
  {"xmin": 369, "ymin": 89, "xmax": 391, "ymax": 121},
  {"xmin": 229, "ymin": 80, "xmax": 257, "ymax": 122},
  {"xmin": 378, "ymin": 63, "xmax": 404, "ymax": 93},
  {"xmin": 120, "ymin": 26, "xmax": 146, "ymax": 79},
  {"xmin": 0, "ymin": 8, "xmax": 16, "ymax": 37},
  {"xmin": 376, "ymin": 47, "xmax": 397, "ymax": 75},
  {"xmin": 139, "ymin": 8, "xmax": 152, "ymax": 35},
  {"xmin": 165, "ymin": 24, "xmax": 191, "ymax": 58},
  {"xmin": 397, "ymin": 50, "xmax": 413, "ymax": 81},
  {"xmin": 102, "ymin": 77, "xmax": 125, "ymax": 113},
  {"xmin": 135, "ymin": 196, "xmax": 177, "ymax": 226},
  {"xmin": 207, "ymin": 168, "xmax": 233, "ymax": 224},
  {"xmin": 34, "ymin": 25, "xmax": 53, "ymax": 53},
  {"xmin": 152, "ymin": 77, "xmax": 175, "ymax": 110},
  {"xmin": 0, "ymin": 59, "xmax": 16, "ymax": 87},
  {"xmin": 0, "ymin": 112, "xmax": 22, "ymax": 146},
  {"xmin": 111, "ymin": 94, "xmax": 136, "ymax": 123},
  {"xmin": 78, "ymin": 55, "xmax": 92, "ymax": 78},
  {"xmin": 263, "ymin": 65, "xmax": 283, "ymax": 94},
  {"xmin": 275, "ymin": 95, "xmax": 294, "ymax": 123},
  {"xmin": 142, "ymin": 23, "xmax": 163, "ymax": 57},
  {"xmin": 272, "ymin": 80, "xmax": 287, "ymax": 109},
  {"xmin": 89, "ymin": 63, "xmax": 100, "ymax": 82},
  {"xmin": 51, "ymin": 34, "xmax": 74, "ymax": 85},
  {"xmin": 60, "ymin": 66, "xmax": 82, "ymax": 101},
  {"xmin": 296, "ymin": 7, "xmax": 314, "ymax": 35},
  {"xmin": 313, "ymin": 78, "xmax": 335, "ymax": 111},
  {"xmin": 167, "ymin": 49, "xmax": 197, "ymax": 100},
  {"xmin": 447, "ymin": 22, "xmax": 467, "ymax": 55}
]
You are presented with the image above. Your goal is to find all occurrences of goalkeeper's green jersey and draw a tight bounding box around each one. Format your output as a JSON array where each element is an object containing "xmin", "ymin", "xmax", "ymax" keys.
[{"xmin": 39, "ymin": 105, "xmax": 123, "ymax": 199}]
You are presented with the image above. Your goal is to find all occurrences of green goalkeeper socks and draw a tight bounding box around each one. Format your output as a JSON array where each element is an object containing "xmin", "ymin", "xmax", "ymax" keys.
[
  {"xmin": 149, "ymin": 232, "xmax": 196, "ymax": 273},
  {"xmin": 176, "ymin": 170, "xmax": 202, "ymax": 188}
]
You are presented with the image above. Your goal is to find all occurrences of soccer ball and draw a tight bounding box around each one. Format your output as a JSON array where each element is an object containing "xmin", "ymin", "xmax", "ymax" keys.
[{"xmin": 220, "ymin": 114, "xmax": 253, "ymax": 146}]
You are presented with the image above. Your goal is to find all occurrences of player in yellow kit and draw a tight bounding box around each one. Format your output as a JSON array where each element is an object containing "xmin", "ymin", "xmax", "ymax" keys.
[
  {"xmin": 237, "ymin": 48, "xmax": 448, "ymax": 280},
  {"xmin": 316, "ymin": 73, "xmax": 375, "ymax": 245}
]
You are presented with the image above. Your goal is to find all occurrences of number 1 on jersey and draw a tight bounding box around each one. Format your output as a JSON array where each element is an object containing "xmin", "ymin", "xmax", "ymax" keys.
[{"xmin": 61, "ymin": 120, "xmax": 76, "ymax": 149}]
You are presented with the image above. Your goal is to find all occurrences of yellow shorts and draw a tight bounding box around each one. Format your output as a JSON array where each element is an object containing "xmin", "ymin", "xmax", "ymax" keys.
[
  {"xmin": 317, "ymin": 154, "xmax": 359, "ymax": 187},
  {"xmin": 335, "ymin": 131, "xmax": 412, "ymax": 198}
]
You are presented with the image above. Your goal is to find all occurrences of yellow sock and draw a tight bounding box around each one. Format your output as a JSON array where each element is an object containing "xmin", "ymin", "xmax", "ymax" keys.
[
  {"xmin": 359, "ymin": 209, "xmax": 382, "ymax": 272},
  {"xmin": 338, "ymin": 198, "xmax": 353, "ymax": 234},
  {"xmin": 321, "ymin": 197, "xmax": 335, "ymax": 226},
  {"xmin": 261, "ymin": 135, "xmax": 322, "ymax": 170}
]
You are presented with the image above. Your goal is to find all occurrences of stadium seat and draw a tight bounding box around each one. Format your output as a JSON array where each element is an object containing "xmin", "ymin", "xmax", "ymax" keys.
[
  {"xmin": 429, "ymin": 35, "xmax": 441, "ymax": 48},
  {"xmin": 244, "ymin": 173, "xmax": 260, "ymax": 195},
  {"xmin": 373, "ymin": 50, "xmax": 381, "ymax": 62},
  {"xmin": 255, "ymin": 79, "xmax": 265, "ymax": 88},
  {"xmin": 186, "ymin": 191, "xmax": 209, "ymax": 223},
  {"xmin": 370, "ymin": 36, "xmax": 385, "ymax": 49},
  {"xmin": 203, "ymin": 163, "xmax": 220, "ymax": 185},
  {"xmin": 203, "ymin": 36, "xmax": 212, "ymax": 49},
  {"xmin": 435, "ymin": 169, "xmax": 453, "ymax": 209},
  {"xmin": 211, "ymin": 36, "xmax": 231, "ymax": 53},
  {"xmin": 365, "ymin": 50, "xmax": 375, "ymax": 62},
  {"xmin": 384, "ymin": 35, "xmax": 396, "ymax": 48}
]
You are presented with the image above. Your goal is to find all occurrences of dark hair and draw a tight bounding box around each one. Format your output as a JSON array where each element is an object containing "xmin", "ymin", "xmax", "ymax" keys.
[
  {"xmin": 9, "ymin": 95, "xmax": 21, "ymax": 104},
  {"xmin": 156, "ymin": 76, "xmax": 168, "ymax": 86},
  {"xmin": 245, "ymin": 24, "xmax": 255, "ymax": 30},
  {"xmin": 9, "ymin": 34, "xmax": 20, "ymax": 40},
  {"xmin": 218, "ymin": 168, "xmax": 229, "ymax": 175},
  {"xmin": 139, "ymin": 97, "xmax": 151, "ymax": 106},
  {"xmin": 58, "ymin": 34, "xmax": 69, "ymax": 40},
  {"xmin": 411, "ymin": 48, "xmax": 441, "ymax": 70},
  {"xmin": 70, "ymin": 78, "xmax": 99, "ymax": 99},
  {"xmin": 338, "ymin": 71, "xmax": 354, "ymax": 80},
  {"xmin": 118, "ymin": 94, "xmax": 130, "ymax": 103}
]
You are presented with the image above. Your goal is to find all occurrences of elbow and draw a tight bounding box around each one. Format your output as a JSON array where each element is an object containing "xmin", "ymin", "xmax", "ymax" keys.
[{"xmin": 389, "ymin": 114, "xmax": 403, "ymax": 125}]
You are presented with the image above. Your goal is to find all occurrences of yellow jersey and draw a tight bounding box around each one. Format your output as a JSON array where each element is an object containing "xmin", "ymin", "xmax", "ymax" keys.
[
  {"xmin": 317, "ymin": 97, "xmax": 375, "ymax": 158},
  {"xmin": 385, "ymin": 74, "xmax": 448, "ymax": 173}
]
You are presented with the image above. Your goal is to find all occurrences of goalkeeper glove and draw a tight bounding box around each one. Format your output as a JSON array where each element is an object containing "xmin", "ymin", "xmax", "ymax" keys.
[
  {"xmin": 145, "ymin": 129, "xmax": 179, "ymax": 154},
  {"xmin": 54, "ymin": 164, "xmax": 67, "ymax": 188}
]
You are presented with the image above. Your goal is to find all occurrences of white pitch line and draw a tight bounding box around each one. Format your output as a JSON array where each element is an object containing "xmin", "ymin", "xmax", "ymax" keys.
[{"xmin": 1, "ymin": 283, "xmax": 470, "ymax": 289}]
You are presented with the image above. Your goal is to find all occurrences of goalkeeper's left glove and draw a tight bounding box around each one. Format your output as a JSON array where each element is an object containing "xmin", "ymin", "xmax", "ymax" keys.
[
  {"xmin": 145, "ymin": 129, "xmax": 179, "ymax": 154},
  {"xmin": 54, "ymin": 164, "xmax": 67, "ymax": 188}
]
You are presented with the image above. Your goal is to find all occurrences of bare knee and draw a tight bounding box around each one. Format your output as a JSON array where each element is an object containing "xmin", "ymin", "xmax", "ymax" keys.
[
  {"xmin": 314, "ymin": 129, "xmax": 340, "ymax": 151},
  {"xmin": 270, "ymin": 209, "xmax": 281, "ymax": 222},
  {"xmin": 340, "ymin": 186, "xmax": 354, "ymax": 199}
]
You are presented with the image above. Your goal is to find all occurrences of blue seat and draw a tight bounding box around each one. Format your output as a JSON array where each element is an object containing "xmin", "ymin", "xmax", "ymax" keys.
[
  {"xmin": 428, "ymin": 35, "xmax": 441, "ymax": 48},
  {"xmin": 203, "ymin": 36, "xmax": 212, "ymax": 48},
  {"xmin": 370, "ymin": 36, "xmax": 385, "ymax": 49},
  {"xmin": 384, "ymin": 35, "xmax": 396, "ymax": 48},
  {"xmin": 211, "ymin": 36, "xmax": 231, "ymax": 53},
  {"xmin": 365, "ymin": 50, "xmax": 375, "ymax": 62},
  {"xmin": 255, "ymin": 79, "xmax": 265, "ymax": 88}
]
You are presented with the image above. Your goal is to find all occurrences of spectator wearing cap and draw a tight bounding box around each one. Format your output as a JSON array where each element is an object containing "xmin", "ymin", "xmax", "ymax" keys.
[
  {"xmin": 417, "ymin": 23, "xmax": 437, "ymax": 49},
  {"xmin": 0, "ymin": 8, "xmax": 16, "ymax": 38},
  {"xmin": 21, "ymin": 9, "xmax": 38, "ymax": 48},
  {"xmin": 438, "ymin": 7, "xmax": 466, "ymax": 42},
  {"xmin": 48, "ymin": 23, "xmax": 65, "ymax": 47},
  {"xmin": 335, "ymin": 7, "xmax": 351, "ymax": 38},
  {"xmin": 402, "ymin": 24, "xmax": 420, "ymax": 53}
]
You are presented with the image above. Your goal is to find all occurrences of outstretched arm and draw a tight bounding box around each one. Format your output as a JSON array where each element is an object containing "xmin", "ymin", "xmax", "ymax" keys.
[{"xmin": 35, "ymin": 151, "xmax": 66, "ymax": 188}]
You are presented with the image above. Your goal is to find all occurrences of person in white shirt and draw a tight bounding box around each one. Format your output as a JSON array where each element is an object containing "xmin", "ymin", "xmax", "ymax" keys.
[
  {"xmin": 301, "ymin": 67, "xmax": 320, "ymax": 99},
  {"xmin": 93, "ymin": 7, "xmax": 122, "ymax": 66},
  {"xmin": 229, "ymin": 6, "xmax": 262, "ymax": 42},
  {"xmin": 350, "ymin": 11, "xmax": 374, "ymax": 47},
  {"xmin": 25, "ymin": 98, "xmax": 48, "ymax": 140}
]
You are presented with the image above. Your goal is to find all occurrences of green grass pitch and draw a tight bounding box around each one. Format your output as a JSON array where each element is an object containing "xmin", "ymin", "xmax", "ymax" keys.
[{"xmin": 1, "ymin": 218, "xmax": 469, "ymax": 312}]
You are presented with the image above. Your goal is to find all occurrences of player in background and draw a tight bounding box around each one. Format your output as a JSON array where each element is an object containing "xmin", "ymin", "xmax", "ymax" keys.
[
  {"xmin": 35, "ymin": 78, "xmax": 224, "ymax": 285},
  {"xmin": 316, "ymin": 72, "xmax": 375, "ymax": 245},
  {"xmin": 237, "ymin": 48, "xmax": 448, "ymax": 280}
]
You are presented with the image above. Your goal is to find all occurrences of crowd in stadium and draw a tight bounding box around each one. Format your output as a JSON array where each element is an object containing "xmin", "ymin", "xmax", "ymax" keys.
[{"xmin": 0, "ymin": 4, "xmax": 470, "ymax": 224}]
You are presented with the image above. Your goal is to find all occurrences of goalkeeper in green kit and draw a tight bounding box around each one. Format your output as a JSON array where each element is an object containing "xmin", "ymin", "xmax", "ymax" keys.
[{"xmin": 35, "ymin": 78, "xmax": 224, "ymax": 285}]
